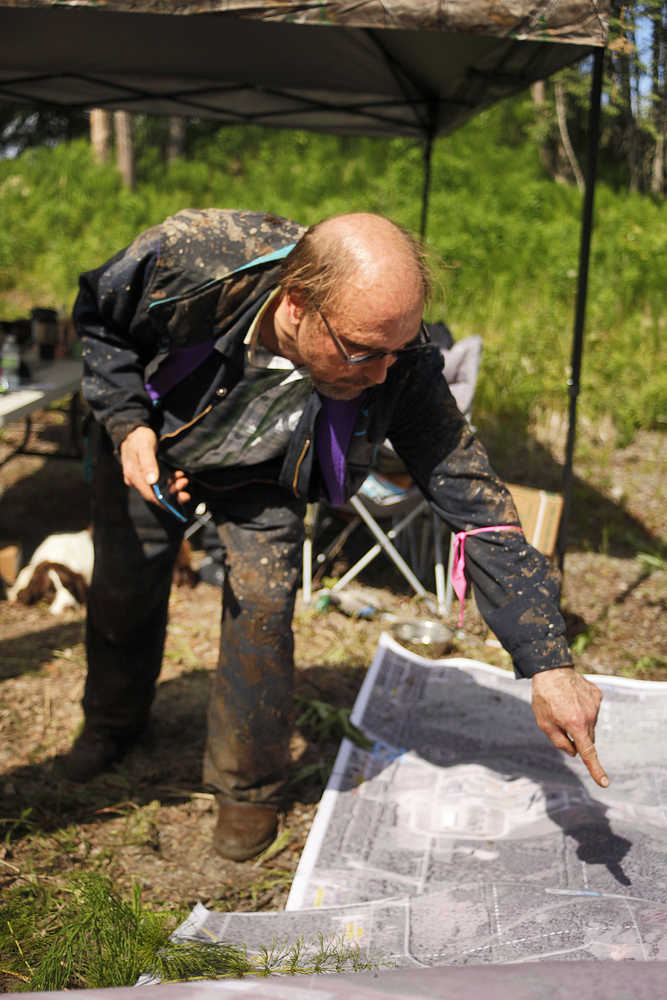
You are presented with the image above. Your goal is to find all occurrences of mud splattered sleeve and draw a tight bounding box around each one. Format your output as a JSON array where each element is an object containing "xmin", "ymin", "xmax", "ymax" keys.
[
  {"xmin": 386, "ymin": 347, "xmax": 573, "ymax": 679},
  {"xmin": 73, "ymin": 225, "xmax": 164, "ymax": 451}
]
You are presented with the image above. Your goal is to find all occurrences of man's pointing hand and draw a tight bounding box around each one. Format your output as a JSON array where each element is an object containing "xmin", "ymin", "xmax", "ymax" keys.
[{"xmin": 531, "ymin": 666, "xmax": 609, "ymax": 788}]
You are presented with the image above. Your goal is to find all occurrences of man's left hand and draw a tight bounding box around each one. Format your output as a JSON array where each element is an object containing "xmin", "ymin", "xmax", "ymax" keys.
[{"xmin": 531, "ymin": 667, "xmax": 609, "ymax": 788}]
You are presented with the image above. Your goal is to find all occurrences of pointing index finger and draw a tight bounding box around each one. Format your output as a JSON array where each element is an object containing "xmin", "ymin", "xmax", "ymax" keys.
[{"xmin": 577, "ymin": 740, "xmax": 609, "ymax": 788}]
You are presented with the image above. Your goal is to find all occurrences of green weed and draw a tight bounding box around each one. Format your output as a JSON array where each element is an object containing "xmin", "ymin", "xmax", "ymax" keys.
[
  {"xmin": 0, "ymin": 809, "xmax": 36, "ymax": 851},
  {"xmin": 153, "ymin": 931, "xmax": 378, "ymax": 982},
  {"xmin": 636, "ymin": 552, "xmax": 665, "ymax": 574},
  {"xmin": 570, "ymin": 628, "xmax": 595, "ymax": 655},
  {"xmin": 245, "ymin": 866, "xmax": 293, "ymax": 903},
  {"xmin": 288, "ymin": 760, "xmax": 332, "ymax": 785},
  {"xmin": 295, "ymin": 697, "xmax": 372, "ymax": 749}
]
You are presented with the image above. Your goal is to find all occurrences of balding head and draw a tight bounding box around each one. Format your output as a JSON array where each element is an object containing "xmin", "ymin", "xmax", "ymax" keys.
[
  {"xmin": 280, "ymin": 212, "xmax": 429, "ymax": 318},
  {"xmin": 269, "ymin": 213, "xmax": 429, "ymax": 399}
]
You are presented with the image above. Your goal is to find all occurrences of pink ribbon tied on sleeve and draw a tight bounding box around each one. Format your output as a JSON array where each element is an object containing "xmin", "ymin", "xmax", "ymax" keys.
[{"xmin": 451, "ymin": 525, "xmax": 524, "ymax": 627}]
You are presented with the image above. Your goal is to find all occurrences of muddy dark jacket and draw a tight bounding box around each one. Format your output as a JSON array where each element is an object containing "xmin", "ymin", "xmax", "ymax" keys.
[{"xmin": 73, "ymin": 208, "xmax": 573, "ymax": 679}]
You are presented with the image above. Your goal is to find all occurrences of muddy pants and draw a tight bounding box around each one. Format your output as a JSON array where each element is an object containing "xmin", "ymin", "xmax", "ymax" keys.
[{"xmin": 84, "ymin": 432, "xmax": 305, "ymax": 804}]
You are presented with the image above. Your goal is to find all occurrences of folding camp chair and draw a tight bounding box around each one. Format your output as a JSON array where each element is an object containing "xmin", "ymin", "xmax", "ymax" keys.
[
  {"xmin": 303, "ymin": 332, "xmax": 483, "ymax": 614},
  {"xmin": 303, "ymin": 473, "xmax": 436, "ymax": 609}
]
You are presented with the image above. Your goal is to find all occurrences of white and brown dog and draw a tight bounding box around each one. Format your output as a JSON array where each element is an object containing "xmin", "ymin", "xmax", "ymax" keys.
[
  {"xmin": 7, "ymin": 529, "xmax": 197, "ymax": 614},
  {"xmin": 7, "ymin": 529, "xmax": 94, "ymax": 614}
]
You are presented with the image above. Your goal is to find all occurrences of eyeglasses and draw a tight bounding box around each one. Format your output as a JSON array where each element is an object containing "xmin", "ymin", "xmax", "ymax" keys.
[{"xmin": 316, "ymin": 307, "xmax": 431, "ymax": 366}]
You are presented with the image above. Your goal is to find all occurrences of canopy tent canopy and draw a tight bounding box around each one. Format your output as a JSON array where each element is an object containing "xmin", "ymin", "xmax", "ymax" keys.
[
  {"xmin": 1, "ymin": 1, "xmax": 607, "ymax": 138},
  {"xmin": 0, "ymin": 0, "xmax": 609, "ymax": 561}
]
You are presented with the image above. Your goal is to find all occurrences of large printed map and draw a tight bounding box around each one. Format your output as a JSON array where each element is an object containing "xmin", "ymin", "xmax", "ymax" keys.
[{"xmin": 163, "ymin": 635, "xmax": 667, "ymax": 969}]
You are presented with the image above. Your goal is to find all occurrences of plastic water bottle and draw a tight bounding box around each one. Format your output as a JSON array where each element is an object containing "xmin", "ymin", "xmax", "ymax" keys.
[
  {"xmin": 1, "ymin": 334, "xmax": 20, "ymax": 391},
  {"xmin": 317, "ymin": 589, "xmax": 378, "ymax": 619}
]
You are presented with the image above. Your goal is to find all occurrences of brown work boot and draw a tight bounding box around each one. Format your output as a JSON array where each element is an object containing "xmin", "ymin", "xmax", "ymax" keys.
[
  {"xmin": 61, "ymin": 726, "xmax": 129, "ymax": 782},
  {"xmin": 212, "ymin": 801, "xmax": 279, "ymax": 862}
]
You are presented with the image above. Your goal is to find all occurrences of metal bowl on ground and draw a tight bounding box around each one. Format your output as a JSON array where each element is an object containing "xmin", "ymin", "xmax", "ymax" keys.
[{"xmin": 390, "ymin": 619, "xmax": 454, "ymax": 659}]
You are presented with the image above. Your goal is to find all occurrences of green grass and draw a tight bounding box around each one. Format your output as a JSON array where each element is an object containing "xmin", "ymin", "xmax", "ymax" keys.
[
  {"xmin": 0, "ymin": 871, "xmax": 379, "ymax": 990},
  {"xmin": 1, "ymin": 873, "xmax": 178, "ymax": 989},
  {"xmin": 621, "ymin": 654, "xmax": 667, "ymax": 680},
  {"xmin": 1, "ymin": 99, "xmax": 665, "ymax": 446}
]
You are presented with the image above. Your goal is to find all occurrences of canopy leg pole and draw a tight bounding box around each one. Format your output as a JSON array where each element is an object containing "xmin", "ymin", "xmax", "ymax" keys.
[
  {"xmin": 557, "ymin": 48, "xmax": 604, "ymax": 571},
  {"xmin": 419, "ymin": 133, "xmax": 434, "ymax": 239}
]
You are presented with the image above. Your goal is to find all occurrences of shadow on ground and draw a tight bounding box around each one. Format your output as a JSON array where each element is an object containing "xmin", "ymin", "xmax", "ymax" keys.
[
  {"xmin": 0, "ymin": 660, "xmax": 364, "ymax": 846},
  {"xmin": 1, "ymin": 620, "xmax": 85, "ymax": 679},
  {"xmin": 478, "ymin": 413, "xmax": 663, "ymax": 558}
]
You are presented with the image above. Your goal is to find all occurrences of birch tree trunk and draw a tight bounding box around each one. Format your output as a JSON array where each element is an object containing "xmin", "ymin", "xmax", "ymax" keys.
[
  {"xmin": 650, "ymin": 3, "xmax": 666, "ymax": 196},
  {"xmin": 167, "ymin": 116, "xmax": 186, "ymax": 164},
  {"xmin": 555, "ymin": 80, "xmax": 584, "ymax": 191},
  {"xmin": 90, "ymin": 109, "xmax": 112, "ymax": 164},
  {"xmin": 114, "ymin": 111, "xmax": 135, "ymax": 191}
]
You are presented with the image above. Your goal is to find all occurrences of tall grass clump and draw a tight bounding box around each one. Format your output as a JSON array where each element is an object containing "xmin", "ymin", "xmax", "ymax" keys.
[
  {"xmin": 0, "ymin": 872, "xmax": 377, "ymax": 990},
  {"xmin": 1, "ymin": 100, "xmax": 664, "ymax": 444},
  {"xmin": 0, "ymin": 873, "xmax": 177, "ymax": 989}
]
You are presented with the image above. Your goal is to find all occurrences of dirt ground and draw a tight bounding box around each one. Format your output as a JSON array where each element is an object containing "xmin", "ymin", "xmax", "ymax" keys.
[{"xmin": 0, "ymin": 408, "xmax": 665, "ymax": 981}]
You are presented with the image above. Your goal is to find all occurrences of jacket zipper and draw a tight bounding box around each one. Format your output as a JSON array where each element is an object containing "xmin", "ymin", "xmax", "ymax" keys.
[
  {"xmin": 159, "ymin": 404, "xmax": 213, "ymax": 441},
  {"xmin": 293, "ymin": 438, "xmax": 311, "ymax": 495}
]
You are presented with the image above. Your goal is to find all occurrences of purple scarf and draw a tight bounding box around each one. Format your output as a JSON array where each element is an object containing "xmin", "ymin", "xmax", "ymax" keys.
[
  {"xmin": 316, "ymin": 397, "xmax": 361, "ymax": 507},
  {"xmin": 145, "ymin": 341, "xmax": 216, "ymax": 403}
]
